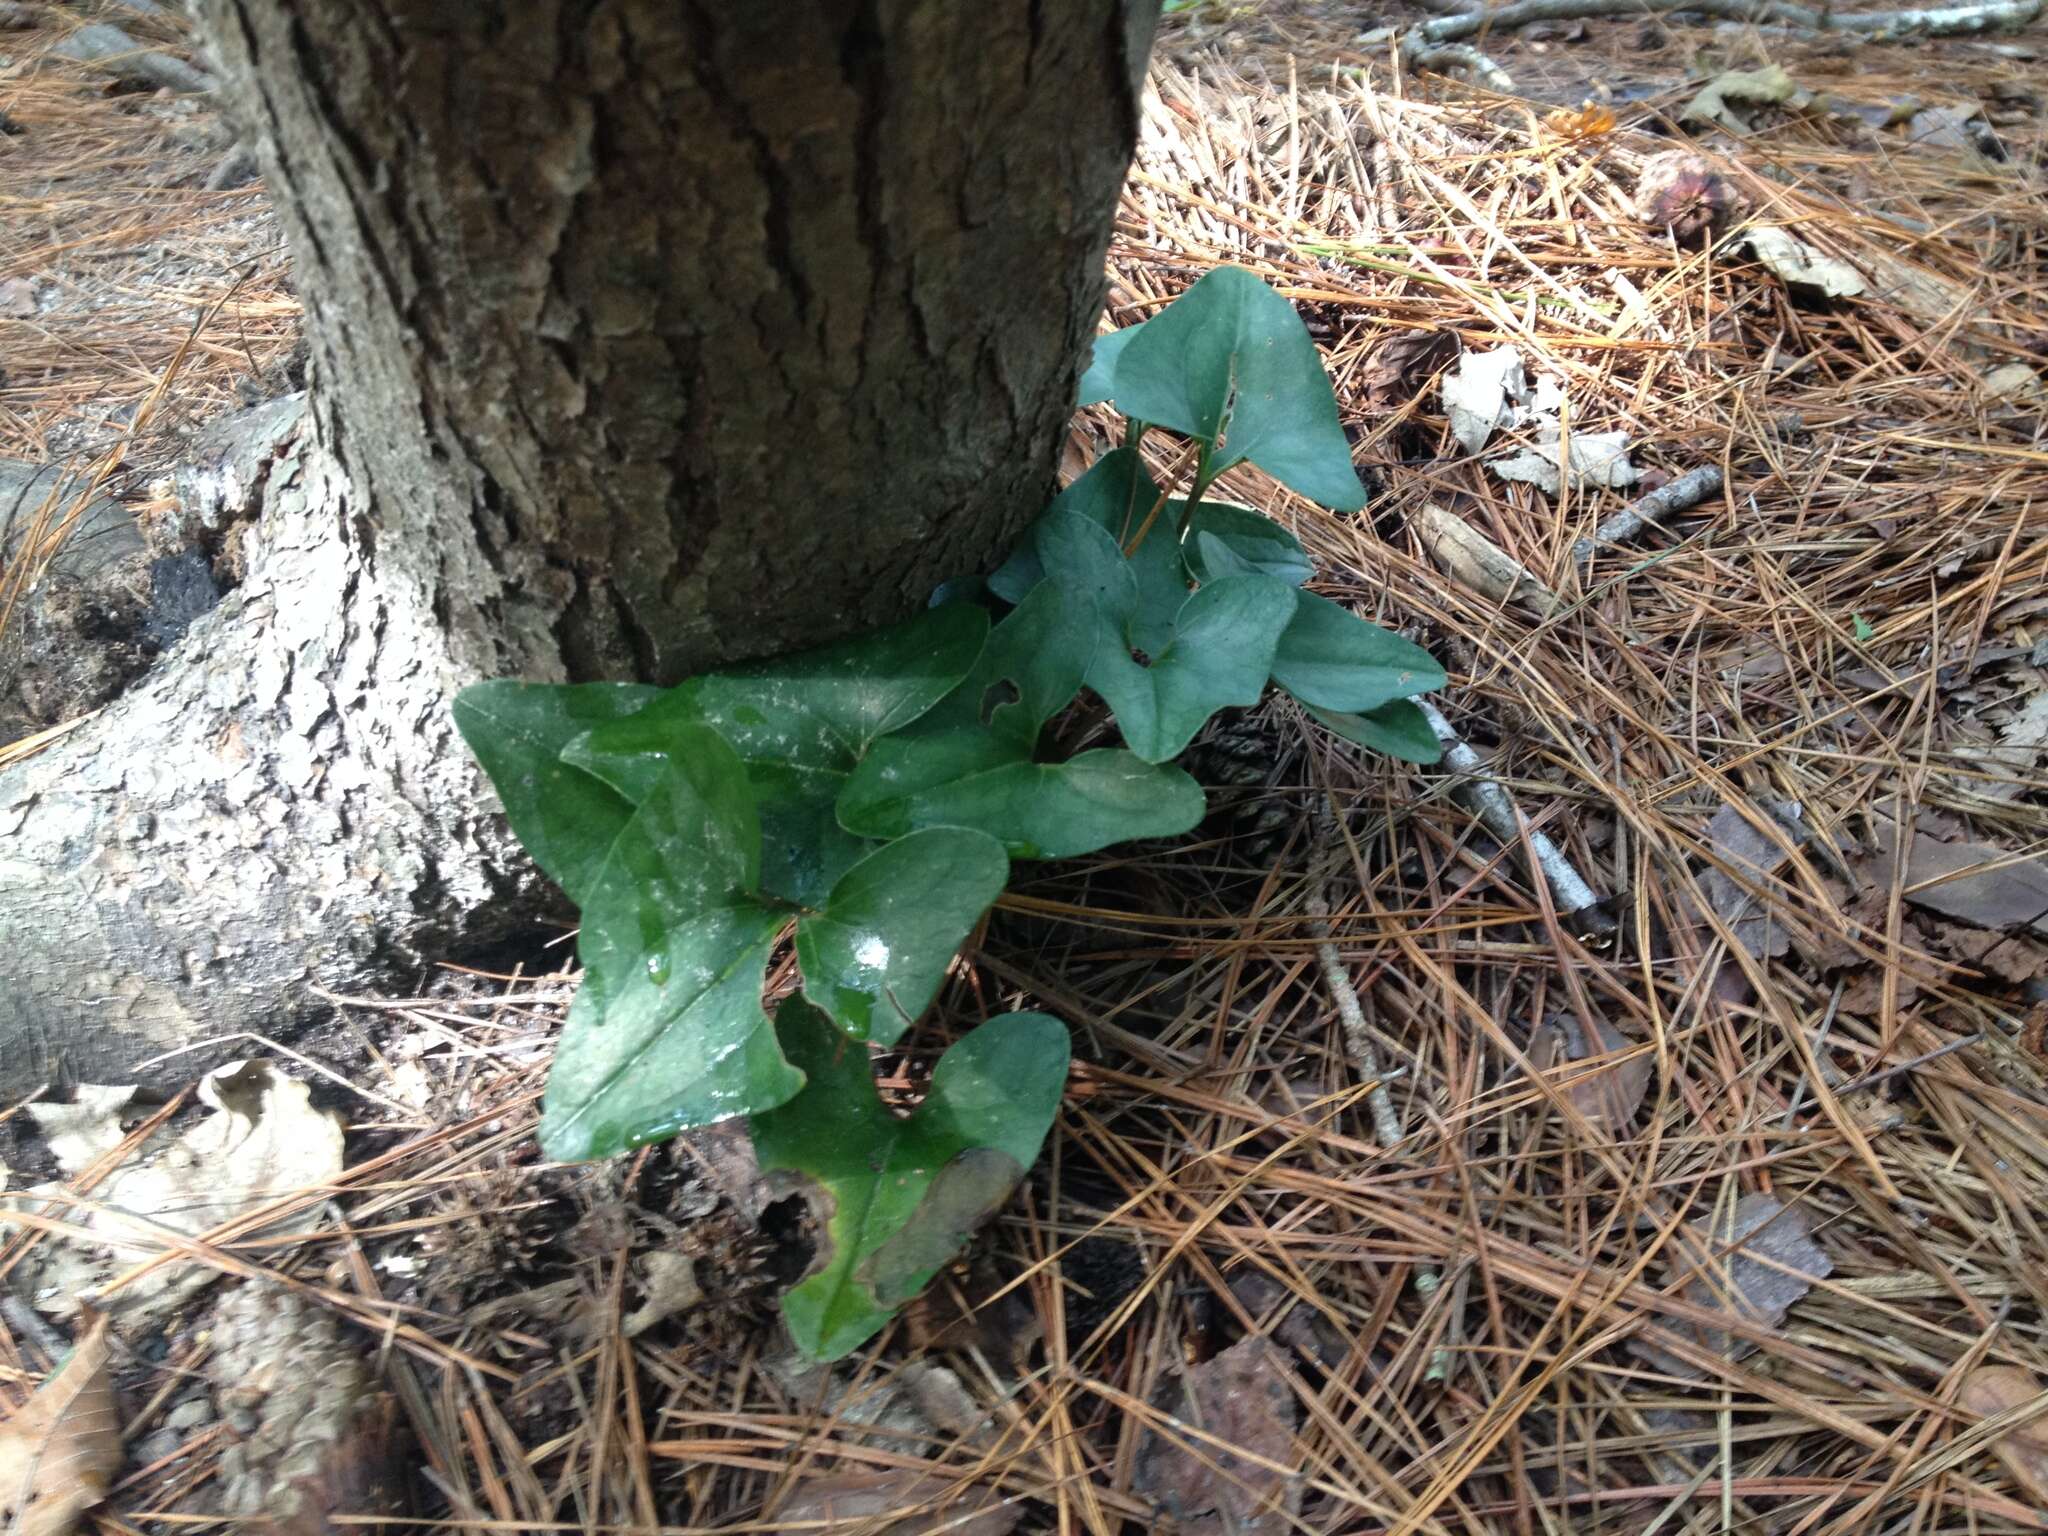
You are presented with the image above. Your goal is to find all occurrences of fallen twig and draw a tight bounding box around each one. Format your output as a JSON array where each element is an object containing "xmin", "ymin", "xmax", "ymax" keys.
[
  {"xmin": 1307, "ymin": 889, "xmax": 1407, "ymax": 1150},
  {"xmin": 1573, "ymin": 465, "xmax": 1725, "ymax": 564},
  {"xmin": 1418, "ymin": 700, "xmax": 1615, "ymax": 938}
]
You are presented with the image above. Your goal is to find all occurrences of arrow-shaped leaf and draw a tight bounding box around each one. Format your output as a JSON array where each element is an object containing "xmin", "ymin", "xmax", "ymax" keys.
[
  {"xmin": 1077, "ymin": 318, "xmax": 1149, "ymax": 407},
  {"xmin": 795, "ymin": 828, "xmax": 1009, "ymax": 1045},
  {"xmin": 1307, "ymin": 698, "xmax": 1444, "ymax": 764},
  {"xmin": 1038, "ymin": 511, "xmax": 1298, "ymax": 763},
  {"xmin": 751, "ymin": 1001, "xmax": 1068, "ymax": 1360},
  {"xmin": 568, "ymin": 604, "xmax": 988, "ymax": 906},
  {"xmin": 1268, "ymin": 590, "xmax": 1447, "ymax": 713},
  {"xmin": 1111, "ymin": 266, "xmax": 1368, "ymax": 512},
  {"xmin": 539, "ymin": 726, "xmax": 804, "ymax": 1162},
  {"xmin": 453, "ymin": 681, "xmax": 659, "ymax": 906}
]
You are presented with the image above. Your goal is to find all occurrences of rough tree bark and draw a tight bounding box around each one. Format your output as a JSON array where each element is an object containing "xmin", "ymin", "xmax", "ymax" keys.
[{"xmin": 0, "ymin": 1, "xmax": 1158, "ymax": 1090}]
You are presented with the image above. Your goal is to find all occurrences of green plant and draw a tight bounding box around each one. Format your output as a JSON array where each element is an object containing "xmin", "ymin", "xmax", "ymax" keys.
[{"xmin": 454, "ymin": 265, "xmax": 1443, "ymax": 1359}]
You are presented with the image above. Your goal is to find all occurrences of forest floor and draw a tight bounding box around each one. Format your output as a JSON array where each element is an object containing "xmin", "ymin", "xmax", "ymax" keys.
[{"xmin": 3, "ymin": 1, "xmax": 2048, "ymax": 1533}]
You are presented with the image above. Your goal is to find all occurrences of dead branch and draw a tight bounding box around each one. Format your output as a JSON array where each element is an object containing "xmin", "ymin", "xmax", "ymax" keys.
[{"xmin": 1573, "ymin": 465, "xmax": 1725, "ymax": 564}]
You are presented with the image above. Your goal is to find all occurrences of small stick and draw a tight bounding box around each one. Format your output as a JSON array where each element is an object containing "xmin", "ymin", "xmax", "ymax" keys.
[
  {"xmin": 1307, "ymin": 890, "xmax": 1406, "ymax": 1150},
  {"xmin": 1419, "ymin": 700, "xmax": 1611, "ymax": 931},
  {"xmin": 1573, "ymin": 465, "xmax": 1724, "ymax": 564}
]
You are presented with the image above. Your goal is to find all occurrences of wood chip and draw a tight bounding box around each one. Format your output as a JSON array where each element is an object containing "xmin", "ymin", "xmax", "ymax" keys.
[{"xmin": 1414, "ymin": 504, "xmax": 1564, "ymax": 616}]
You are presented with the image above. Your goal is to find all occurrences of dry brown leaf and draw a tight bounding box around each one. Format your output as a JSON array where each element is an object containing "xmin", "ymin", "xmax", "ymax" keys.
[
  {"xmin": 1134, "ymin": 1336, "xmax": 1301, "ymax": 1535},
  {"xmin": 1632, "ymin": 1194, "xmax": 1832, "ymax": 1377},
  {"xmin": 622, "ymin": 1250, "xmax": 701, "ymax": 1338},
  {"xmin": 1414, "ymin": 504, "xmax": 1564, "ymax": 616},
  {"xmin": 1362, "ymin": 328, "xmax": 1459, "ymax": 413},
  {"xmin": 1958, "ymin": 1365, "xmax": 2048, "ymax": 1505},
  {"xmin": 777, "ymin": 1469, "xmax": 1019, "ymax": 1536},
  {"xmin": 8, "ymin": 1060, "xmax": 346, "ymax": 1324},
  {"xmin": 1888, "ymin": 828, "xmax": 2048, "ymax": 935},
  {"xmin": 0, "ymin": 1311, "xmax": 122, "ymax": 1536},
  {"xmin": 1527, "ymin": 1015, "xmax": 1651, "ymax": 1131},
  {"xmin": 1699, "ymin": 799, "xmax": 1809, "ymax": 961}
]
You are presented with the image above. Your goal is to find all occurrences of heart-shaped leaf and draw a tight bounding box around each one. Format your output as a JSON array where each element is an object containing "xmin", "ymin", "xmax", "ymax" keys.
[
  {"xmin": 838, "ymin": 578, "xmax": 1103, "ymax": 848},
  {"xmin": 1269, "ymin": 591, "xmax": 1446, "ymax": 713},
  {"xmin": 843, "ymin": 746, "xmax": 1206, "ymax": 859},
  {"xmin": 1077, "ymin": 317, "xmax": 1149, "ymax": 406},
  {"xmin": 539, "ymin": 727, "xmax": 805, "ymax": 1162},
  {"xmin": 1111, "ymin": 266, "xmax": 1368, "ymax": 512},
  {"xmin": 795, "ymin": 828, "xmax": 1009, "ymax": 1045},
  {"xmin": 751, "ymin": 1001, "xmax": 1068, "ymax": 1360},
  {"xmin": 989, "ymin": 450, "xmax": 1187, "ymax": 653},
  {"xmin": 1039, "ymin": 512, "xmax": 1298, "ymax": 762},
  {"xmin": 1088, "ymin": 575, "xmax": 1298, "ymax": 761},
  {"xmin": 569, "ymin": 604, "xmax": 989, "ymax": 906},
  {"xmin": 1181, "ymin": 502, "xmax": 1316, "ymax": 586},
  {"xmin": 453, "ymin": 681, "xmax": 659, "ymax": 905},
  {"xmin": 1307, "ymin": 698, "xmax": 1444, "ymax": 764}
]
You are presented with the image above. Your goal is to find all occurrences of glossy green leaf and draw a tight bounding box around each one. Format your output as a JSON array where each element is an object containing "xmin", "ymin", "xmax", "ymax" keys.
[
  {"xmin": 1180, "ymin": 502, "xmax": 1315, "ymax": 586},
  {"xmin": 1038, "ymin": 511, "xmax": 1297, "ymax": 763},
  {"xmin": 1269, "ymin": 591, "xmax": 1447, "ymax": 713},
  {"xmin": 844, "ymin": 747, "xmax": 1205, "ymax": 859},
  {"xmin": 750, "ymin": 1001, "xmax": 1068, "ymax": 1360},
  {"xmin": 1088, "ymin": 574, "xmax": 1298, "ymax": 761},
  {"xmin": 990, "ymin": 453, "xmax": 1189, "ymax": 658},
  {"xmin": 1308, "ymin": 698, "xmax": 1444, "ymax": 764},
  {"xmin": 647, "ymin": 602, "xmax": 991, "ymax": 762},
  {"xmin": 539, "ymin": 731, "xmax": 804, "ymax": 1162},
  {"xmin": 453, "ymin": 680, "xmax": 658, "ymax": 905},
  {"xmin": 1078, "ymin": 318, "xmax": 1148, "ymax": 406},
  {"xmin": 838, "ymin": 579, "xmax": 1096, "ymax": 840},
  {"xmin": 795, "ymin": 828, "xmax": 1009, "ymax": 1045},
  {"xmin": 571, "ymin": 605, "xmax": 989, "ymax": 907},
  {"xmin": 1113, "ymin": 266, "xmax": 1367, "ymax": 511}
]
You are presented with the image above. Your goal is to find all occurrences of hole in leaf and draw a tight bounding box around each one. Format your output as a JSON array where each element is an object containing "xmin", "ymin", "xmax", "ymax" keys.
[
  {"xmin": 978, "ymin": 677, "xmax": 1021, "ymax": 725},
  {"xmin": 757, "ymin": 1192, "xmax": 821, "ymax": 1289}
]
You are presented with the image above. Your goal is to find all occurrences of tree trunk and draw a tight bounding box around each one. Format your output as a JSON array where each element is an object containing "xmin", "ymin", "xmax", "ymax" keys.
[{"xmin": 0, "ymin": 0, "xmax": 1156, "ymax": 1091}]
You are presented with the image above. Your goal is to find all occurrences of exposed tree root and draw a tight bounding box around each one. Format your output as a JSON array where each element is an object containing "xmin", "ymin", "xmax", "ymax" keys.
[{"xmin": 1364, "ymin": 0, "xmax": 2045, "ymax": 90}]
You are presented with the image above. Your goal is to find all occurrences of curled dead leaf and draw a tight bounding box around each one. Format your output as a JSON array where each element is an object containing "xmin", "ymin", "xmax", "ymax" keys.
[
  {"xmin": 7, "ymin": 1060, "xmax": 346, "ymax": 1325},
  {"xmin": 0, "ymin": 1310, "xmax": 122, "ymax": 1536},
  {"xmin": 1362, "ymin": 329, "xmax": 1460, "ymax": 413}
]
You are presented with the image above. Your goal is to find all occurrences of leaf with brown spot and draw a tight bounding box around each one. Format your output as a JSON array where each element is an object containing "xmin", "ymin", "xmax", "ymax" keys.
[
  {"xmin": 0, "ymin": 1311, "xmax": 122, "ymax": 1536},
  {"xmin": 1959, "ymin": 1365, "xmax": 2048, "ymax": 1505}
]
